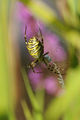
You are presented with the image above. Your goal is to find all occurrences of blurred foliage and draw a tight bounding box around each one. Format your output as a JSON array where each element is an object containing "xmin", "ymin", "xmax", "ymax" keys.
[
  {"xmin": 45, "ymin": 67, "xmax": 80, "ymax": 120},
  {"xmin": 22, "ymin": 69, "xmax": 40, "ymax": 111},
  {"xmin": 0, "ymin": 0, "xmax": 16, "ymax": 120},
  {"xmin": 22, "ymin": 67, "xmax": 80, "ymax": 120},
  {"xmin": 22, "ymin": 69, "xmax": 44, "ymax": 120},
  {"xmin": 67, "ymin": 0, "xmax": 77, "ymax": 15},
  {"xmin": 0, "ymin": 0, "xmax": 80, "ymax": 120},
  {"xmin": 21, "ymin": 100, "xmax": 33, "ymax": 120}
]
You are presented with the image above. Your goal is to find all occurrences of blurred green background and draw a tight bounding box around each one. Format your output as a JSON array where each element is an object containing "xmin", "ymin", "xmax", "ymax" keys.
[{"xmin": 0, "ymin": 0, "xmax": 80, "ymax": 120}]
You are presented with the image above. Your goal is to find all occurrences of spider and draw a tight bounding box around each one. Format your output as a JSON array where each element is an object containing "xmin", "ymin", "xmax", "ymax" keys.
[{"xmin": 24, "ymin": 26, "xmax": 64, "ymax": 88}]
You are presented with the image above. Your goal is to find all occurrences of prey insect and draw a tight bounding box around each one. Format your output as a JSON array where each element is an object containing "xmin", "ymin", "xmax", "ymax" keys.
[{"xmin": 24, "ymin": 26, "xmax": 64, "ymax": 88}]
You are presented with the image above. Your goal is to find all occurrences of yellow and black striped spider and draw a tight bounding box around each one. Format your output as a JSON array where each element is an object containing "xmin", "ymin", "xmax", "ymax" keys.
[{"xmin": 24, "ymin": 26, "xmax": 64, "ymax": 88}]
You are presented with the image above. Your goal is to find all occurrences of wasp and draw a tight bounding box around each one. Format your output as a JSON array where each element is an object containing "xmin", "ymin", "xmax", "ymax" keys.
[{"xmin": 24, "ymin": 26, "xmax": 64, "ymax": 88}]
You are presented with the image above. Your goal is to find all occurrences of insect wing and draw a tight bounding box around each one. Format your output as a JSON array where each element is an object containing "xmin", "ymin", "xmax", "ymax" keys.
[{"xmin": 44, "ymin": 54, "xmax": 52, "ymax": 63}]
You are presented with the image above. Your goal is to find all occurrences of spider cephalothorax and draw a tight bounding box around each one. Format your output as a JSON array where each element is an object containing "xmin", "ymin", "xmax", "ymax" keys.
[{"xmin": 24, "ymin": 26, "xmax": 64, "ymax": 88}]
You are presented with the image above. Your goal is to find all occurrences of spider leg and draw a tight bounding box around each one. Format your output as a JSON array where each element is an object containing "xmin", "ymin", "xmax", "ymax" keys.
[
  {"xmin": 39, "ymin": 28, "xmax": 44, "ymax": 45},
  {"xmin": 29, "ymin": 64, "xmax": 36, "ymax": 73},
  {"xmin": 38, "ymin": 27, "xmax": 45, "ymax": 54},
  {"xmin": 28, "ymin": 60, "xmax": 42, "ymax": 73},
  {"xmin": 35, "ymin": 27, "xmax": 44, "ymax": 52},
  {"xmin": 43, "ymin": 52, "xmax": 49, "ymax": 56},
  {"xmin": 24, "ymin": 26, "xmax": 27, "ymax": 44}
]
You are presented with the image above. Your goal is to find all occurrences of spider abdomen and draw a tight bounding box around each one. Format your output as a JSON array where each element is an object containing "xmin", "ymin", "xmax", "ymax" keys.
[{"xmin": 27, "ymin": 37, "xmax": 43, "ymax": 58}]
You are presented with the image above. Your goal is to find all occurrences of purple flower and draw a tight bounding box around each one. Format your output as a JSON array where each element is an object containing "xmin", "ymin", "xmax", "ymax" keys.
[
  {"xmin": 43, "ymin": 33, "xmax": 67, "ymax": 62},
  {"xmin": 16, "ymin": 2, "xmax": 43, "ymax": 39},
  {"xmin": 44, "ymin": 77, "xmax": 58, "ymax": 95},
  {"xmin": 17, "ymin": 2, "xmax": 67, "ymax": 95}
]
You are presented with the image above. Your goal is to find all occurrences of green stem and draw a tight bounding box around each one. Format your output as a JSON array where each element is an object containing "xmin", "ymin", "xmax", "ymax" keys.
[
  {"xmin": 33, "ymin": 89, "xmax": 45, "ymax": 120},
  {"xmin": 21, "ymin": 100, "xmax": 33, "ymax": 120},
  {"xmin": 22, "ymin": 69, "xmax": 40, "ymax": 111}
]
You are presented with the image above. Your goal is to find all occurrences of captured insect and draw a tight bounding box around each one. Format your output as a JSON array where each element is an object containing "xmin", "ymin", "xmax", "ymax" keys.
[{"xmin": 24, "ymin": 26, "xmax": 64, "ymax": 88}]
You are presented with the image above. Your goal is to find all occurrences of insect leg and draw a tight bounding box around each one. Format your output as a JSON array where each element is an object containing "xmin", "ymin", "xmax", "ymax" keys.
[{"xmin": 24, "ymin": 26, "xmax": 27, "ymax": 44}]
